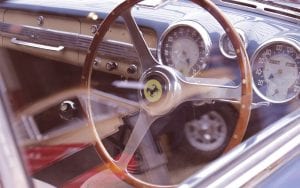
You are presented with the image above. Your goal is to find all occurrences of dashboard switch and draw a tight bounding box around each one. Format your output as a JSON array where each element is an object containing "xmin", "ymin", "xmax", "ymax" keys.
[
  {"xmin": 106, "ymin": 61, "xmax": 118, "ymax": 71},
  {"xmin": 37, "ymin": 16, "xmax": 44, "ymax": 26},
  {"xmin": 127, "ymin": 64, "xmax": 138, "ymax": 74}
]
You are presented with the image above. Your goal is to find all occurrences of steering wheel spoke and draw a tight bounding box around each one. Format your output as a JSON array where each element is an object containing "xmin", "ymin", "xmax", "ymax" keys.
[
  {"xmin": 179, "ymin": 76, "xmax": 241, "ymax": 102},
  {"xmin": 116, "ymin": 110, "xmax": 157, "ymax": 170},
  {"xmin": 121, "ymin": 9, "xmax": 158, "ymax": 72}
]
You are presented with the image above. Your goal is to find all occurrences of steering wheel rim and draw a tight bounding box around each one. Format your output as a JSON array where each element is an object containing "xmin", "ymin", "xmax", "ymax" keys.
[{"xmin": 81, "ymin": 0, "xmax": 252, "ymax": 187}]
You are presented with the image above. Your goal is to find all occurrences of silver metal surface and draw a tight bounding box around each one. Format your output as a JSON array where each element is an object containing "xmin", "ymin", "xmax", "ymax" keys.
[
  {"xmin": 214, "ymin": 0, "xmax": 300, "ymax": 24},
  {"xmin": 11, "ymin": 37, "xmax": 64, "ymax": 51},
  {"xmin": 180, "ymin": 105, "xmax": 300, "ymax": 188},
  {"xmin": 0, "ymin": 22, "xmax": 157, "ymax": 64},
  {"xmin": 139, "ymin": 65, "xmax": 240, "ymax": 116}
]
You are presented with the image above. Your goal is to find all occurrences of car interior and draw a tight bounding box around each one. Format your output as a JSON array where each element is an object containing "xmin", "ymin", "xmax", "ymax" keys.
[{"xmin": 0, "ymin": 0, "xmax": 299, "ymax": 187}]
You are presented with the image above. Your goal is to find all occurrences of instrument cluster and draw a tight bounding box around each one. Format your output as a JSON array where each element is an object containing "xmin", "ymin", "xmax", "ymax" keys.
[
  {"xmin": 158, "ymin": 20, "xmax": 300, "ymax": 104},
  {"xmin": 251, "ymin": 38, "xmax": 300, "ymax": 103},
  {"xmin": 158, "ymin": 21, "xmax": 211, "ymax": 77}
]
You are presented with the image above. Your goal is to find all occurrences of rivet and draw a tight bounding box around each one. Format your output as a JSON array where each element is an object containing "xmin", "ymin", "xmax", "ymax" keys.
[{"xmin": 242, "ymin": 79, "xmax": 246, "ymax": 84}]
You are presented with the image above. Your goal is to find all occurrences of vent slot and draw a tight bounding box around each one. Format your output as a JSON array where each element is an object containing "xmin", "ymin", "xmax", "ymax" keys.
[
  {"xmin": 222, "ymin": 0, "xmax": 257, "ymax": 9},
  {"xmin": 221, "ymin": 0, "xmax": 300, "ymax": 21},
  {"xmin": 264, "ymin": 8, "xmax": 300, "ymax": 20}
]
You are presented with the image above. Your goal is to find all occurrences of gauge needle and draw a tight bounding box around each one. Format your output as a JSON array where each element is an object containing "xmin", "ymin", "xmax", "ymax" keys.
[
  {"xmin": 186, "ymin": 58, "xmax": 190, "ymax": 65},
  {"xmin": 268, "ymin": 73, "xmax": 274, "ymax": 80},
  {"xmin": 272, "ymin": 89, "xmax": 279, "ymax": 96}
]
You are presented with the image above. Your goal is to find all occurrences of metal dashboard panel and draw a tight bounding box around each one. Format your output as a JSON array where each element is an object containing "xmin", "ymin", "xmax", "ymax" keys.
[
  {"xmin": 78, "ymin": 20, "xmax": 158, "ymax": 79},
  {"xmin": 3, "ymin": 10, "xmax": 80, "ymax": 65}
]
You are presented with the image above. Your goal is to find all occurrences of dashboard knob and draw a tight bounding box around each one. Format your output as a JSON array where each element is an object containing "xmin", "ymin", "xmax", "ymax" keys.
[
  {"xmin": 106, "ymin": 61, "xmax": 118, "ymax": 71},
  {"xmin": 37, "ymin": 16, "xmax": 44, "ymax": 26},
  {"xmin": 127, "ymin": 64, "xmax": 137, "ymax": 74}
]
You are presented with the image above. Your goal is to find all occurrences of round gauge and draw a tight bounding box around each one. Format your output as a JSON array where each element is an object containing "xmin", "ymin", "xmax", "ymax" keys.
[
  {"xmin": 219, "ymin": 29, "xmax": 247, "ymax": 59},
  {"xmin": 158, "ymin": 21, "xmax": 211, "ymax": 77},
  {"xmin": 252, "ymin": 38, "xmax": 300, "ymax": 103}
]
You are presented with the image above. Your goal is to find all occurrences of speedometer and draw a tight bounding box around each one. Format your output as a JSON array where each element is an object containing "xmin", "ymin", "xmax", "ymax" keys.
[
  {"xmin": 158, "ymin": 21, "xmax": 211, "ymax": 77},
  {"xmin": 252, "ymin": 38, "xmax": 300, "ymax": 103}
]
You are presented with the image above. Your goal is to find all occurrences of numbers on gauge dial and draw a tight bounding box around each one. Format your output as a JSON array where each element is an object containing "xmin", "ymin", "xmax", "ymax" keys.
[
  {"xmin": 161, "ymin": 26, "xmax": 207, "ymax": 77},
  {"xmin": 252, "ymin": 42, "xmax": 300, "ymax": 102}
]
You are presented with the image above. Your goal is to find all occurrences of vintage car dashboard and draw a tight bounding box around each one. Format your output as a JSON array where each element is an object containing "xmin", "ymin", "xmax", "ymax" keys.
[
  {"xmin": 0, "ymin": 0, "xmax": 299, "ymax": 142},
  {"xmin": 0, "ymin": 0, "xmax": 300, "ymax": 187},
  {"xmin": 0, "ymin": 0, "xmax": 299, "ymax": 103}
]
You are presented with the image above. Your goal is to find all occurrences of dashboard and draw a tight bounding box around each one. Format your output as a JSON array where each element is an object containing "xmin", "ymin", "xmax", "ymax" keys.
[
  {"xmin": 0, "ymin": 0, "xmax": 300, "ymax": 187},
  {"xmin": 0, "ymin": 0, "xmax": 299, "ymax": 104}
]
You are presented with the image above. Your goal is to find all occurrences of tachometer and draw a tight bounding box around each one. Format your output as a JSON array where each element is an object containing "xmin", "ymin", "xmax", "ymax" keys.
[
  {"xmin": 252, "ymin": 38, "xmax": 300, "ymax": 103},
  {"xmin": 158, "ymin": 21, "xmax": 211, "ymax": 77}
]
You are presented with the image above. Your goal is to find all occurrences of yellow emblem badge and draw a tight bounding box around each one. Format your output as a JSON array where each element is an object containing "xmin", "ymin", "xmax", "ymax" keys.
[{"xmin": 144, "ymin": 79, "xmax": 162, "ymax": 103}]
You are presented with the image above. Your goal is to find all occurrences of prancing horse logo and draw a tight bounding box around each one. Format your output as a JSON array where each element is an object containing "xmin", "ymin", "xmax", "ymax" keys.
[
  {"xmin": 146, "ymin": 84, "xmax": 159, "ymax": 97},
  {"xmin": 144, "ymin": 79, "xmax": 162, "ymax": 103}
]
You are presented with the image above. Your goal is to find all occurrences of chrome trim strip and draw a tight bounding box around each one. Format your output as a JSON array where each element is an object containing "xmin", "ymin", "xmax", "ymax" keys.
[
  {"xmin": 11, "ymin": 37, "xmax": 65, "ymax": 51},
  {"xmin": 214, "ymin": 0, "xmax": 300, "ymax": 24},
  {"xmin": 0, "ymin": 22, "xmax": 157, "ymax": 63}
]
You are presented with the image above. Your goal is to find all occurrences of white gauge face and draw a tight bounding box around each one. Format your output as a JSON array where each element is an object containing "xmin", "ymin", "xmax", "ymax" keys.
[
  {"xmin": 252, "ymin": 41, "xmax": 300, "ymax": 103},
  {"xmin": 159, "ymin": 25, "xmax": 209, "ymax": 77},
  {"xmin": 171, "ymin": 38, "xmax": 200, "ymax": 76}
]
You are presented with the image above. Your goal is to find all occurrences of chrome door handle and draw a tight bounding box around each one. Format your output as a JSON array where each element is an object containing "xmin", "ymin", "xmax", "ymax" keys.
[{"xmin": 11, "ymin": 38, "xmax": 64, "ymax": 51}]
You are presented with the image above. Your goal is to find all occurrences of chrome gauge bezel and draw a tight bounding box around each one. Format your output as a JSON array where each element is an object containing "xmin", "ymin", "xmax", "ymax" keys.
[
  {"xmin": 157, "ymin": 20, "xmax": 212, "ymax": 76},
  {"xmin": 219, "ymin": 28, "xmax": 248, "ymax": 59},
  {"xmin": 251, "ymin": 38, "xmax": 300, "ymax": 103}
]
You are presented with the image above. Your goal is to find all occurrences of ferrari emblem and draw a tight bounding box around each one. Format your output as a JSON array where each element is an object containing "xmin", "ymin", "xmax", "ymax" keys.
[{"xmin": 144, "ymin": 79, "xmax": 162, "ymax": 103}]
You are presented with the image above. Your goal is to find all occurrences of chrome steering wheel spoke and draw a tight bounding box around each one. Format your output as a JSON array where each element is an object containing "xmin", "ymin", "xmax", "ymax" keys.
[
  {"xmin": 121, "ymin": 9, "xmax": 158, "ymax": 72},
  {"xmin": 179, "ymin": 76, "xmax": 241, "ymax": 103},
  {"xmin": 139, "ymin": 65, "xmax": 241, "ymax": 117},
  {"xmin": 116, "ymin": 109, "xmax": 158, "ymax": 170}
]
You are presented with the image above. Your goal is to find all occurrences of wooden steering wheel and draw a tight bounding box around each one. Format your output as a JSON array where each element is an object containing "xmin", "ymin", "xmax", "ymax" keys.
[{"xmin": 81, "ymin": 0, "xmax": 252, "ymax": 187}]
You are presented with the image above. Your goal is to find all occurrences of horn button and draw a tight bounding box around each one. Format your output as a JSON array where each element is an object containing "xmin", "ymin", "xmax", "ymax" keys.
[{"xmin": 140, "ymin": 65, "xmax": 182, "ymax": 116}]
